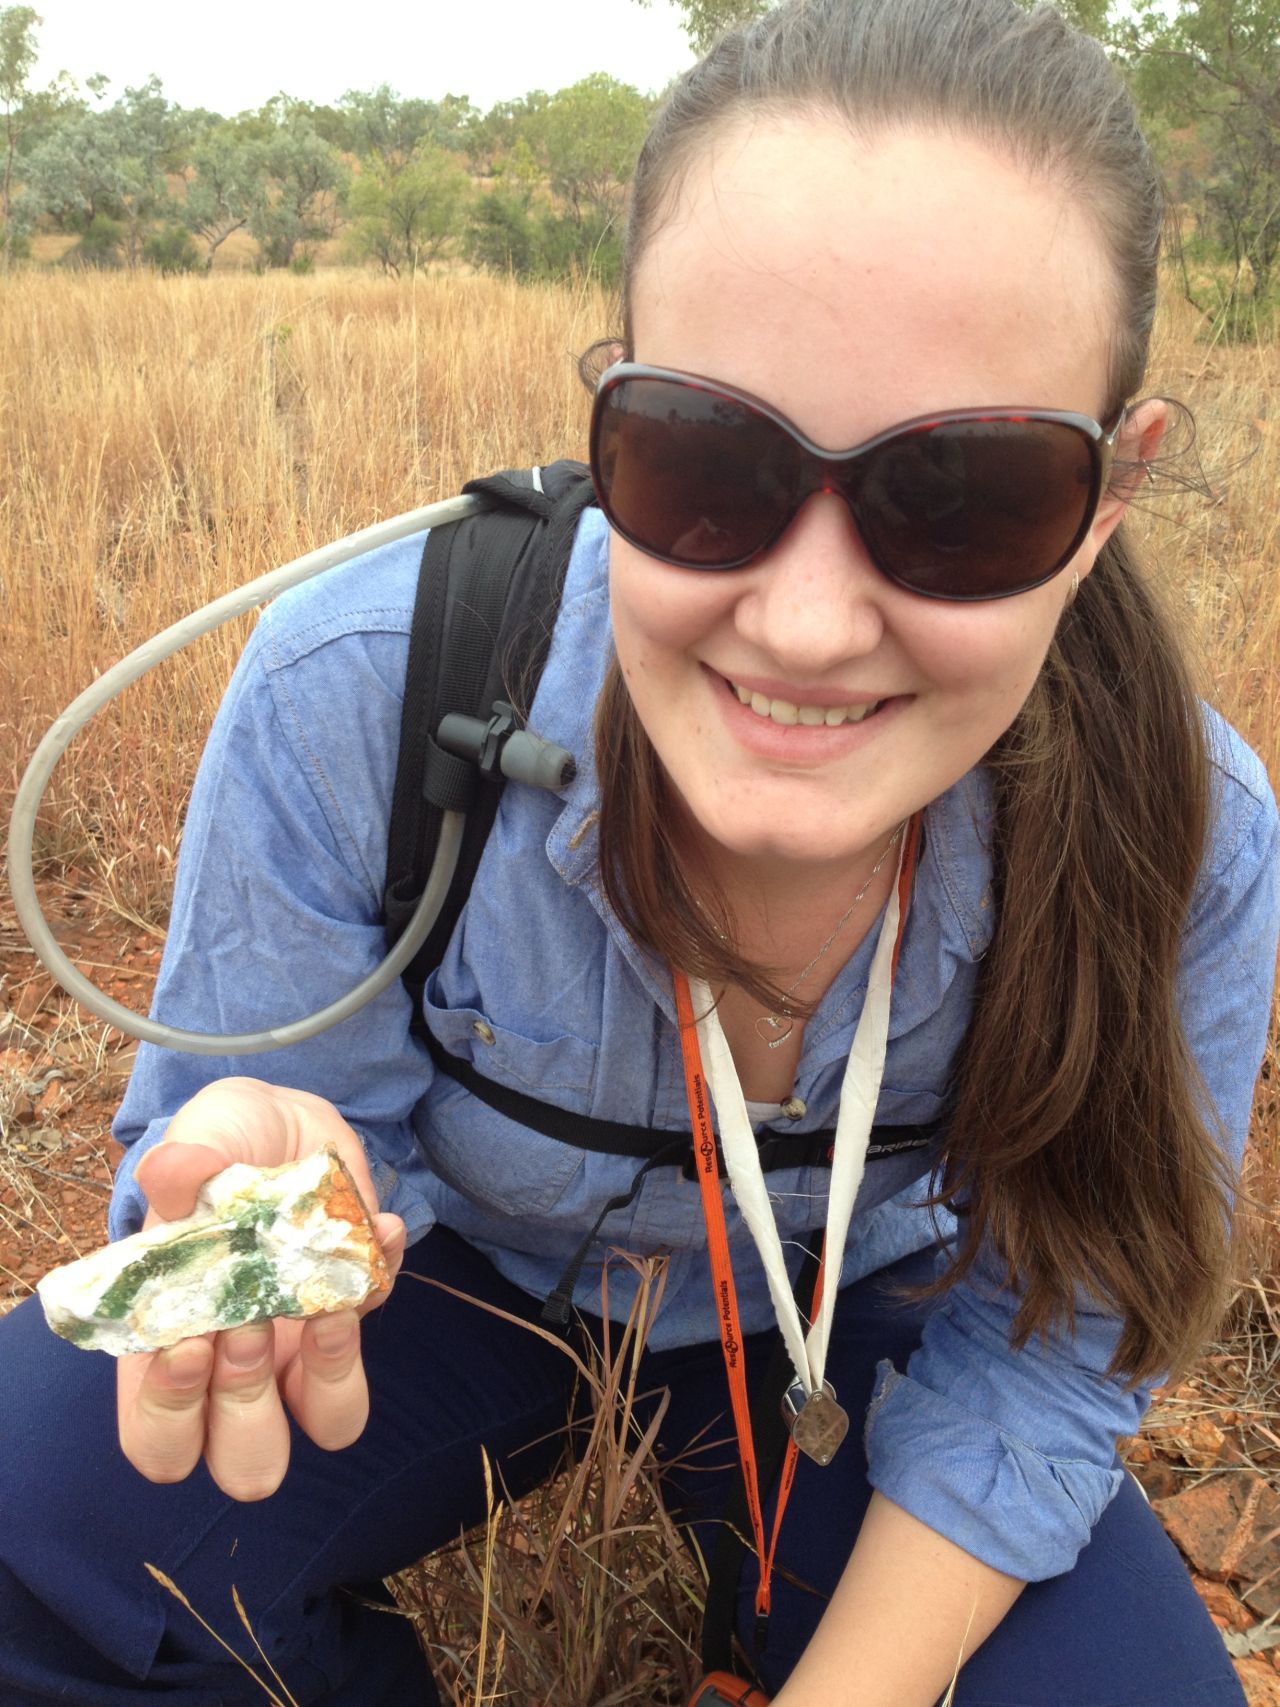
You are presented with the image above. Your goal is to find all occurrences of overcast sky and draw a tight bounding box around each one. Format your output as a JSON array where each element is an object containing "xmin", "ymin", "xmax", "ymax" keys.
[{"xmin": 29, "ymin": 0, "xmax": 698, "ymax": 114}]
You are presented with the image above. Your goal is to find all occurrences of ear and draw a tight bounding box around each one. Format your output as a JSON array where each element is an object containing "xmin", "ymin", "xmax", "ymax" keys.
[{"xmin": 1084, "ymin": 397, "xmax": 1167, "ymax": 554}]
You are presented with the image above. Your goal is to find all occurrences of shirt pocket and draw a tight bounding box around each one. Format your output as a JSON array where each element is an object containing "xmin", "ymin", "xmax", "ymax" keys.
[
  {"xmin": 419, "ymin": 990, "xmax": 596, "ymax": 1216},
  {"xmin": 869, "ymin": 1086, "xmax": 952, "ymax": 1142}
]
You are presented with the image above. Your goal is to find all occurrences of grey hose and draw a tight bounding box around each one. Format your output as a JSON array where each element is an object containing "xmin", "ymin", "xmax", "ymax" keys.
[{"xmin": 6, "ymin": 495, "xmax": 488, "ymax": 1055}]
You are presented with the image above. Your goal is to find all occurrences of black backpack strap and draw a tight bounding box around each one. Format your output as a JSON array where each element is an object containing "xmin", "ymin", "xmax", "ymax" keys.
[
  {"xmin": 422, "ymin": 1030, "xmax": 941, "ymax": 1168},
  {"xmin": 384, "ymin": 461, "xmax": 595, "ymax": 1033}
]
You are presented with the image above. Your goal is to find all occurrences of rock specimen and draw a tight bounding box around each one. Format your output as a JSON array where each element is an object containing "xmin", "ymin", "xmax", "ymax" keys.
[{"xmin": 38, "ymin": 1146, "xmax": 389, "ymax": 1355}]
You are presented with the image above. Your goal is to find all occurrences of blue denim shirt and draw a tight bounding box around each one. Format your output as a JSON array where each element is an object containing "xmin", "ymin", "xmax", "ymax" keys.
[{"xmin": 113, "ymin": 506, "xmax": 1280, "ymax": 1581}]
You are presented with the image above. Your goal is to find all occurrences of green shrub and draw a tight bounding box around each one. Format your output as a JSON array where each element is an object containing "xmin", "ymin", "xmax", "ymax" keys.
[
  {"xmin": 531, "ymin": 208, "xmax": 622, "ymax": 289},
  {"xmin": 467, "ymin": 186, "xmax": 537, "ymax": 276},
  {"xmin": 0, "ymin": 222, "xmax": 31, "ymax": 262},
  {"xmin": 144, "ymin": 223, "xmax": 202, "ymax": 276},
  {"xmin": 1203, "ymin": 293, "xmax": 1278, "ymax": 345},
  {"xmin": 67, "ymin": 215, "xmax": 126, "ymax": 269},
  {"xmin": 467, "ymin": 191, "xmax": 623, "ymax": 288}
]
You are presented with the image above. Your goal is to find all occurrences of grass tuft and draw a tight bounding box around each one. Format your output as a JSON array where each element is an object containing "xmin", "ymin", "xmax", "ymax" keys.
[{"xmin": 392, "ymin": 1255, "xmax": 706, "ymax": 1706}]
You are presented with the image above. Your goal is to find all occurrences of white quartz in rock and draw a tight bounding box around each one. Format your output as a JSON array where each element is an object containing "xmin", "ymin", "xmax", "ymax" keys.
[{"xmin": 38, "ymin": 1146, "xmax": 389, "ymax": 1356}]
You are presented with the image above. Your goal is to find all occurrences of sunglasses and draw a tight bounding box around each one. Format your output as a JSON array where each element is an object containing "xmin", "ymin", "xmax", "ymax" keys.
[{"xmin": 589, "ymin": 362, "xmax": 1127, "ymax": 602}]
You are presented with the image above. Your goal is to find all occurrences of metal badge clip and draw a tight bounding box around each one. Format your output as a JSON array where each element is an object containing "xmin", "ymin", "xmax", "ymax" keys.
[{"xmin": 781, "ymin": 1379, "xmax": 850, "ymax": 1466}]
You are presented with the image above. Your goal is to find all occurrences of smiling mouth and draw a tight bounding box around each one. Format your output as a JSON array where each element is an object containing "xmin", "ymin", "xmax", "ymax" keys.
[{"xmin": 725, "ymin": 676, "xmax": 885, "ymax": 728}]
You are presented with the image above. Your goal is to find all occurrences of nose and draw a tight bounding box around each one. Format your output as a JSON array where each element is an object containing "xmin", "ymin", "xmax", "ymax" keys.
[{"xmin": 733, "ymin": 491, "xmax": 888, "ymax": 674}]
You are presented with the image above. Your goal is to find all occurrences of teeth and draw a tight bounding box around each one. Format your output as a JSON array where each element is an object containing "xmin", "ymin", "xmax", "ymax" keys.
[{"xmin": 732, "ymin": 680, "xmax": 881, "ymax": 727}]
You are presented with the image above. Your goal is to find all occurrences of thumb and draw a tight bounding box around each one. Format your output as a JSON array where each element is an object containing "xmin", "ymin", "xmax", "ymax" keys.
[
  {"xmin": 136, "ymin": 1141, "xmax": 237, "ymax": 1223},
  {"xmin": 135, "ymin": 1077, "xmax": 300, "ymax": 1223}
]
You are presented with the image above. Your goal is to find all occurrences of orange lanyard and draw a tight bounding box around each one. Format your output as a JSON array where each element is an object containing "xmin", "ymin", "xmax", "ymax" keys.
[{"xmin": 673, "ymin": 816, "xmax": 920, "ymax": 1624}]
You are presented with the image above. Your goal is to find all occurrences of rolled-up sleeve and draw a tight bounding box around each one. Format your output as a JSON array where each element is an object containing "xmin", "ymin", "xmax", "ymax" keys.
[
  {"xmin": 864, "ymin": 729, "xmax": 1280, "ymax": 1580},
  {"xmin": 110, "ymin": 563, "xmax": 439, "ymax": 1245}
]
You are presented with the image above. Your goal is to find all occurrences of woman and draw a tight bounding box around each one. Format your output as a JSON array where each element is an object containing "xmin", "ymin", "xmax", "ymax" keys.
[{"xmin": 2, "ymin": 1, "xmax": 1276, "ymax": 1702}]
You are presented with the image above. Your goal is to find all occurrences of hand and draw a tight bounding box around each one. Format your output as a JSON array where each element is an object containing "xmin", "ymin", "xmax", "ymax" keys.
[{"xmin": 116, "ymin": 1077, "xmax": 407, "ymax": 1501}]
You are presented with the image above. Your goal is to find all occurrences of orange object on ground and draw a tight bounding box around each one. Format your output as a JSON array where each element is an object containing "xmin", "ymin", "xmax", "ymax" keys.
[{"xmin": 688, "ymin": 1672, "xmax": 771, "ymax": 1706}]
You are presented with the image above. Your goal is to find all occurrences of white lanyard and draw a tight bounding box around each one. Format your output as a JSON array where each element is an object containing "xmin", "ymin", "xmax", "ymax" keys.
[{"xmin": 687, "ymin": 829, "xmax": 907, "ymax": 1401}]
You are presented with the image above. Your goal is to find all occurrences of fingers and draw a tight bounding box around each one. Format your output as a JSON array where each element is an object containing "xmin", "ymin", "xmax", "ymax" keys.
[
  {"xmin": 282, "ymin": 1312, "xmax": 369, "ymax": 1451},
  {"xmin": 272, "ymin": 1216, "xmax": 401, "ymax": 1456},
  {"xmin": 115, "ymin": 1215, "xmax": 397, "ymax": 1493},
  {"xmin": 205, "ymin": 1323, "xmax": 292, "ymax": 1501},
  {"xmin": 119, "ymin": 1327, "xmax": 296, "ymax": 1501},
  {"xmin": 117, "ymin": 1337, "xmax": 215, "ymax": 1485},
  {"xmin": 277, "ymin": 1216, "xmax": 402, "ymax": 1452},
  {"xmin": 118, "ymin": 1316, "xmax": 373, "ymax": 1496}
]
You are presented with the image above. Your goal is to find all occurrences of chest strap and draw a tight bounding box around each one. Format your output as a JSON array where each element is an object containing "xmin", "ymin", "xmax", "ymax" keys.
[
  {"xmin": 424, "ymin": 1030, "xmax": 941, "ymax": 1175},
  {"xmin": 424, "ymin": 1029, "xmax": 942, "ymax": 1328}
]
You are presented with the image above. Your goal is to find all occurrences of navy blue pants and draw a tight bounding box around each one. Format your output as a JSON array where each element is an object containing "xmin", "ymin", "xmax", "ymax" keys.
[{"xmin": 0, "ymin": 1227, "xmax": 1243, "ymax": 1705}]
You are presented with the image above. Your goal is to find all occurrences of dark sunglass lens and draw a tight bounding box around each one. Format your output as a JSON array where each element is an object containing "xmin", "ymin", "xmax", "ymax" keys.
[
  {"xmin": 855, "ymin": 419, "xmax": 1096, "ymax": 597},
  {"xmin": 594, "ymin": 378, "xmax": 798, "ymax": 567}
]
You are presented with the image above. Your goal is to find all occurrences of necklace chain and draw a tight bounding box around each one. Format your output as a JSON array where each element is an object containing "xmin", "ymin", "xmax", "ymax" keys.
[{"xmin": 756, "ymin": 821, "xmax": 905, "ymax": 1048}]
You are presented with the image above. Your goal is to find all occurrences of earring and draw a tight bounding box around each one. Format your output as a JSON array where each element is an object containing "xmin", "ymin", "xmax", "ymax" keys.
[{"xmin": 1064, "ymin": 570, "xmax": 1079, "ymax": 608}]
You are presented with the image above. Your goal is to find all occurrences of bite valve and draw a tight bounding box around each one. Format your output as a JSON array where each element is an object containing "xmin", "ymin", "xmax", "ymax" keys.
[{"xmin": 436, "ymin": 701, "xmax": 577, "ymax": 792}]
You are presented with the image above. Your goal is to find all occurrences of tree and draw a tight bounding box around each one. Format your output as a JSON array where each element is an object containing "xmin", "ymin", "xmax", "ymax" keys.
[
  {"xmin": 246, "ymin": 91, "xmax": 334, "ymax": 140},
  {"xmin": 111, "ymin": 77, "xmax": 186, "ymax": 263},
  {"xmin": 337, "ymin": 84, "xmax": 478, "ymax": 168},
  {"xmin": 634, "ymin": 0, "xmax": 769, "ymax": 54},
  {"xmin": 183, "ymin": 125, "xmax": 261, "ymax": 267},
  {"xmin": 0, "ymin": 5, "xmax": 39, "ymax": 266},
  {"xmin": 526, "ymin": 75, "xmax": 650, "ymax": 224},
  {"xmin": 1121, "ymin": 0, "xmax": 1280, "ymax": 313},
  {"xmin": 249, "ymin": 113, "xmax": 347, "ymax": 269},
  {"xmin": 343, "ymin": 142, "xmax": 470, "ymax": 276},
  {"xmin": 19, "ymin": 78, "xmax": 182, "ymax": 266},
  {"xmin": 463, "ymin": 91, "xmax": 551, "ymax": 176},
  {"xmin": 1014, "ymin": 0, "xmax": 1112, "ymax": 34}
]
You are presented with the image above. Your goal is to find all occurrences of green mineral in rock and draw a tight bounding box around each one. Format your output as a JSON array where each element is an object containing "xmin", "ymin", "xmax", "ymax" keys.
[
  {"xmin": 214, "ymin": 1255, "xmax": 300, "ymax": 1326},
  {"xmin": 59, "ymin": 1317, "xmax": 100, "ymax": 1347},
  {"xmin": 95, "ymin": 1230, "xmax": 230, "ymax": 1322}
]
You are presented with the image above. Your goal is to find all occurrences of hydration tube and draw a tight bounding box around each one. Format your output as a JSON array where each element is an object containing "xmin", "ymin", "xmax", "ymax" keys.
[{"xmin": 7, "ymin": 493, "xmax": 517, "ymax": 1057}]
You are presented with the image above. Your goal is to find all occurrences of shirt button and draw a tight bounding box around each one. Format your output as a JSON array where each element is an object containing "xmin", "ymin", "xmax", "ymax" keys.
[
  {"xmin": 780, "ymin": 1096, "xmax": 806, "ymax": 1121},
  {"xmin": 472, "ymin": 1019, "xmax": 497, "ymax": 1046}
]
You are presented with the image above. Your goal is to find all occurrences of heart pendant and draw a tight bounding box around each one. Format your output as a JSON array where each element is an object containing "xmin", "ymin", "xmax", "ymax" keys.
[{"xmin": 755, "ymin": 1013, "xmax": 794, "ymax": 1048}]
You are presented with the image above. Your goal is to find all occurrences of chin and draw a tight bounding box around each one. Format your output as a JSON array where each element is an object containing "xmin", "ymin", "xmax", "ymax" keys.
[{"xmin": 694, "ymin": 809, "xmax": 862, "ymax": 869}]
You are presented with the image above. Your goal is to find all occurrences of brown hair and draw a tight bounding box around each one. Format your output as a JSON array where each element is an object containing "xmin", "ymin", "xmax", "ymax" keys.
[{"xmin": 592, "ymin": 0, "xmax": 1230, "ymax": 1383}]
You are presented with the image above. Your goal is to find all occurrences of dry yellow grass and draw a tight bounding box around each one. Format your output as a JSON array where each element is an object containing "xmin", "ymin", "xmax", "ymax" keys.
[
  {"xmin": 2, "ymin": 266, "xmax": 1278, "ymax": 1701},
  {"xmin": 2, "ymin": 269, "xmax": 605, "ymax": 921},
  {"xmin": 7, "ymin": 271, "xmax": 1275, "ymax": 905}
]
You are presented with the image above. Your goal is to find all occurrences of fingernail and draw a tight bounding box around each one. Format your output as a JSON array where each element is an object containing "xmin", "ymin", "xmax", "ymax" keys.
[
  {"xmin": 223, "ymin": 1324, "xmax": 271, "ymax": 1369},
  {"xmin": 312, "ymin": 1312, "xmax": 357, "ymax": 1357},
  {"xmin": 163, "ymin": 1345, "xmax": 211, "ymax": 1388}
]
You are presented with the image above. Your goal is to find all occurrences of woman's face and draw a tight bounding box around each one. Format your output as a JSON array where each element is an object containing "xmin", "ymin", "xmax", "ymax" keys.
[{"xmin": 608, "ymin": 118, "xmax": 1159, "ymax": 878}]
